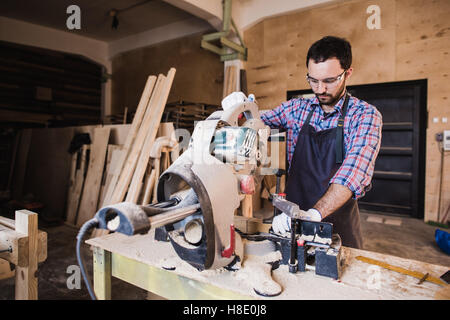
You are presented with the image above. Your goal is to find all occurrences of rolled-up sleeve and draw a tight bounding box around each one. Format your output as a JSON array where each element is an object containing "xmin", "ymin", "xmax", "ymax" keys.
[{"xmin": 329, "ymin": 105, "xmax": 383, "ymax": 199}]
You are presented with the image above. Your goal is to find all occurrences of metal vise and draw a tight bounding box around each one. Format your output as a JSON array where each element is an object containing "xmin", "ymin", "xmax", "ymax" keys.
[{"xmin": 272, "ymin": 196, "xmax": 343, "ymax": 280}]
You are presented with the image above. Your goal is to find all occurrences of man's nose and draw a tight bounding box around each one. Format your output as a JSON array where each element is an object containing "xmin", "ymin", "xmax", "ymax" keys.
[{"xmin": 317, "ymin": 80, "xmax": 327, "ymax": 92}]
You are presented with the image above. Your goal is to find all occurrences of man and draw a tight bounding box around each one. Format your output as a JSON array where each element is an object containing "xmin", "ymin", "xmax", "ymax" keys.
[{"xmin": 260, "ymin": 36, "xmax": 382, "ymax": 249}]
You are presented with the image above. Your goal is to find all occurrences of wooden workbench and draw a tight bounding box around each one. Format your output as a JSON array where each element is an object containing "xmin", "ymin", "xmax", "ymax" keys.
[{"xmin": 86, "ymin": 231, "xmax": 449, "ymax": 300}]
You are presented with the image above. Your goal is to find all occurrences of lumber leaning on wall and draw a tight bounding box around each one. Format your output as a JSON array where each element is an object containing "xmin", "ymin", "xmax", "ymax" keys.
[
  {"xmin": 126, "ymin": 69, "xmax": 177, "ymax": 203},
  {"xmin": 108, "ymin": 74, "xmax": 166, "ymax": 205},
  {"xmin": 65, "ymin": 145, "xmax": 89, "ymax": 225},
  {"xmin": 76, "ymin": 127, "xmax": 111, "ymax": 227},
  {"xmin": 102, "ymin": 75, "xmax": 157, "ymax": 207}
]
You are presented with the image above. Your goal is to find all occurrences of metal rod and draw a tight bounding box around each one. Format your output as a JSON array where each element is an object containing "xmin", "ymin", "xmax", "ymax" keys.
[
  {"xmin": 148, "ymin": 203, "xmax": 201, "ymax": 229},
  {"xmin": 290, "ymin": 218, "xmax": 297, "ymax": 266},
  {"xmin": 147, "ymin": 198, "xmax": 179, "ymax": 209}
]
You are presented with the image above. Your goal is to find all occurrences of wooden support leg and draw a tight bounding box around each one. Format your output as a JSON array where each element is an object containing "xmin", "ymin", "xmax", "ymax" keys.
[
  {"xmin": 241, "ymin": 195, "xmax": 253, "ymax": 218},
  {"xmin": 14, "ymin": 210, "xmax": 38, "ymax": 300},
  {"xmin": 93, "ymin": 247, "xmax": 111, "ymax": 300},
  {"xmin": 0, "ymin": 258, "xmax": 14, "ymax": 280}
]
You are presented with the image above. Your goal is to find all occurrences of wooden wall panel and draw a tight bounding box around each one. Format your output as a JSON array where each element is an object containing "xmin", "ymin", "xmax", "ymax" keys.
[
  {"xmin": 285, "ymin": 11, "xmax": 311, "ymax": 91},
  {"xmin": 395, "ymin": 0, "xmax": 450, "ymax": 44},
  {"xmin": 111, "ymin": 33, "xmax": 223, "ymax": 116},
  {"xmin": 243, "ymin": 0, "xmax": 450, "ymax": 221}
]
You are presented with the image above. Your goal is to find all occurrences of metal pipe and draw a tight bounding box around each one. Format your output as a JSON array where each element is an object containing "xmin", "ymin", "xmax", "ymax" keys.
[{"xmin": 148, "ymin": 203, "xmax": 201, "ymax": 229}]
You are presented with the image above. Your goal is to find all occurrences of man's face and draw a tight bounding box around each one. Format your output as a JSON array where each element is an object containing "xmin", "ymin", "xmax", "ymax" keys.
[{"xmin": 307, "ymin": 58, "xmax": 352, "ymax": 107}]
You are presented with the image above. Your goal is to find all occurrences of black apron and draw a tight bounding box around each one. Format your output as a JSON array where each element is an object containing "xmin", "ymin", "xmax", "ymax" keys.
[{"xmin": 284, "ymin": 93, "xmax": 363, "ymax": 249}]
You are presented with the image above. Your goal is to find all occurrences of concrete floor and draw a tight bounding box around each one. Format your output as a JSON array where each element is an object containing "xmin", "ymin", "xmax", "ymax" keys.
[{"xmin": 0, "ymin": 210, "xmax": 449, "ymax": 300}]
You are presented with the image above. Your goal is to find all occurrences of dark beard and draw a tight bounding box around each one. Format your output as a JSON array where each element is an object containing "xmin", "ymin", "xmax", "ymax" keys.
[{"xmin": 315, "ymin": 81, "xmax": 346, "ymax": 107}]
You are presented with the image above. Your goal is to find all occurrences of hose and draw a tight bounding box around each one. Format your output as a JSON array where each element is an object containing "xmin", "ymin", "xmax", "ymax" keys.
[{"xmin": 76, "ymin": 218, "xmax": 100, "ymax": 300}]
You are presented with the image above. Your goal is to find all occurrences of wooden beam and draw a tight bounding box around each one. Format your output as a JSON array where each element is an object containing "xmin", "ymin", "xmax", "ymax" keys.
[
  {"xmin": 102, "ymin": 75, "xmax": 157, "ymax": 206},
  {"xmin": 126, "ymin": 69, "xmax": 176, "ymax": 203},
  {"xmin": 14, "ymin": 210, "xmax": 38, "ymax": 300},
  {"xmin": 76, "ymin": 127, "xmax": 111, "ymax": 227},
  {"xmin": 142, "ymin": 169, "xmax": 156, "ymax": 205},
  {"xmin": 93, "ymin": 247, "xmax": 111, "ymax": 300},
  {"xmin": 0, "ymin": 259, "xmax": 14, "ymax": 280},
  {"xmin": 0, "ymin": 224, "xmax": 47, "ymax": 266},
  {"xmin": 65, "ymin": 145, "xmax": 89, "ymax": 225},
  {"xmin": 109, "ymin": 74, "xmax": 166, "ymax": 204}
]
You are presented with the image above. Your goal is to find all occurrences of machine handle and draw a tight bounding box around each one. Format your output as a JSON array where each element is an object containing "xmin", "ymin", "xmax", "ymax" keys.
[{"xmin": 221, "ymin": 224, "xmax": 235, "ymax": 258}]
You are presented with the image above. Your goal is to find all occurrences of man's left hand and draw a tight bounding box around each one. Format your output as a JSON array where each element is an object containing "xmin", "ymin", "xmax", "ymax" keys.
[{"xmin": 299, "ymin": 208, "xmax": 322, "ymax": 222}]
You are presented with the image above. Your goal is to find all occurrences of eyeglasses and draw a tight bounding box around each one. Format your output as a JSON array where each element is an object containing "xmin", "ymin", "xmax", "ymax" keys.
[{"xmin": 306, "ymin": 70, "xmax": 347, "ymax": 89}]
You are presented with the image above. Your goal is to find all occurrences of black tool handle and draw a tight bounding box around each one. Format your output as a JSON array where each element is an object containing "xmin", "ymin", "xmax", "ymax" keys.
[{"xmin": 273, "ymin": 169, "xmax": 286, "ymax": 217}]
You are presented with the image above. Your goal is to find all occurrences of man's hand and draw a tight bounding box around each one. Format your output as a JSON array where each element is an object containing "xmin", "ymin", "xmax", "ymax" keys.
[
  {"xmin": 271, "ymin": 209, "xmax": 322, "ymax": 235},
  {"xmin": 272, "ymin": 212, "xmax": 291, "ymax": 235},
  {"xmin": 300, "ymin": 208, "xmax": 322, "ymax": 222}
]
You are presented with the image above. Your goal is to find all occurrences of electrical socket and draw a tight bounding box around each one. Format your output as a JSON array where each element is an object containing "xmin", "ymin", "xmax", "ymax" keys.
[{"xmin": 436, "ymin": 133, "xmax": 443, "ymax": 142}]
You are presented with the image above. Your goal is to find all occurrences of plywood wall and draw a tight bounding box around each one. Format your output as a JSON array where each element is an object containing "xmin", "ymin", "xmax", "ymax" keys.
[
  {"xmin": 243, "ymin": 0, "xmax": 450, "ymax": 222},
  {"xmin": 111, "ymin": 32, "xmax": 224, "ymax": 116}
]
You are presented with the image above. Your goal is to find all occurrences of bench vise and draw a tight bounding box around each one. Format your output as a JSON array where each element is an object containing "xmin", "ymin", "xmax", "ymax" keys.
[{"xmin": 272, "ymin": 196, "xmax": 343, "ymax": 280}]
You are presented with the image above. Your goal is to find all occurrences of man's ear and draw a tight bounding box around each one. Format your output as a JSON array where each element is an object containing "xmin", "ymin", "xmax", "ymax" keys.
[{"xmin": 345, "ymin": 67, "xmax": 353, "ymax": 79}]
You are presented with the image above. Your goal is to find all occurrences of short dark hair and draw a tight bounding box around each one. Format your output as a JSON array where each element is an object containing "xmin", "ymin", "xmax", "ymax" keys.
[{"xmin": 306, "ymin": 36, "xmax": 352, "ymax": 70}]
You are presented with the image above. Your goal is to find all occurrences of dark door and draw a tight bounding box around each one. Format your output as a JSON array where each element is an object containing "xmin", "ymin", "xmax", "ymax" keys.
[{"xmin": 287, "ymin": 79, "xmax": 427, "ymax": 219}]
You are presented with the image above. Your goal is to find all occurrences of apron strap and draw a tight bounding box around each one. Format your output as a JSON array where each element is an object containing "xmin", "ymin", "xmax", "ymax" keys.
[
  {"xmin": 304, "ymin": 105, "xmax": 316, "ymax": 125},
  {"xmin": 335, "ymin": 93, "xmax": 350, "ymax": 164}
]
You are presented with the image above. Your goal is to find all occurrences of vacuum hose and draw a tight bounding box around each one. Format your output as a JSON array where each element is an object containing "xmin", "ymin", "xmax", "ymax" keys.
[{"xmin": 76, "ymin": 218, "xmax": 100, "ymax": 300}]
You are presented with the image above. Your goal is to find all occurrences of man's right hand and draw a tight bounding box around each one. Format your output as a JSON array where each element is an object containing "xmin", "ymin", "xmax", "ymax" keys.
[{"xmin": 271, "ymin": 212, "xmax": 291, "ymax": 235}]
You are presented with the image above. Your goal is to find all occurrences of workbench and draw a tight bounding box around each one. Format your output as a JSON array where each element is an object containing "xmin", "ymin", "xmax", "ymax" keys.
[{"xmin": 86, "ymin": 231, "xmax": 449, "ymax": 300}]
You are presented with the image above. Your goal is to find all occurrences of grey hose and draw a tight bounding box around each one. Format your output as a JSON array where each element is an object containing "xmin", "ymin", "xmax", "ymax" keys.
[{"xmin": 76, "ymin": 218, "xmax": 99, "ymax": 300}]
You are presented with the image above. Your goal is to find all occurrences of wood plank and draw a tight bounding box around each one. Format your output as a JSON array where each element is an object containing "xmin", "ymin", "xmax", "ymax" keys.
[
  {"xmin": 126, "ymin": 69, "xmax": 176, "ymax": 203},
  {"xmin": 108, "ymin": 74, "xmax": 165, "ymax": 205},
  {"xmin": 241, "ymin": 195, "xmax": 253, "ymax": 218},
  {"xmin": 102, "ymin": 76, "xmax": 157, "ymax": 206},
  {"xmin": 98, "ymin": 145, "xmax": 122, "ymax": 208},
  {"xmin": 0, "ymin": 259, "xmax": 14, "ymax": 280},
  {"xmin": 142, "ymin": 169, "xmax": 156, "ymax": 205},
  {"xmin": 93, "ymin": 247, "xmax": 111, "ymax": 300},
  {"xmin": 65, "ymin": 145, "xmax": 88, "ymax": 225},
  {"xmin": 151, "ymin": 158, "xmax": 161, "ymax": 204},
  {"xmin": 76, "ymin": 127, "xmax": 111, "ymax": 227},
  {"xmin": 14, "ymin": 210, "xmax": 38, "ymax": 300},
  {"xmin": 65, "ymin": 151, "xmax": 78, "ymax": 221},
  {"xmin": 0, "ymin": 223, "xmax": 47, "ymax": 265}
]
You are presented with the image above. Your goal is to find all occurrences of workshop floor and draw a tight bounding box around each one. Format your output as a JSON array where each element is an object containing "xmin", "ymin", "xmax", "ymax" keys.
[{"xmin": 0, "ymin": 210, "xmax": 448, "ymax": 300}]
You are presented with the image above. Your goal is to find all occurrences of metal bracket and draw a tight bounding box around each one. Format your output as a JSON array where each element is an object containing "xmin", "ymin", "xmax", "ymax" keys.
[{"xmin": 201, "ymin": 0, "xmax": 247, "ymax": 61}]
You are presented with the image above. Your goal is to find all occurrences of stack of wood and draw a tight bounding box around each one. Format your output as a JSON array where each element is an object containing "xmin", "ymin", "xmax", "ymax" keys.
[
  {"xmin": 64, "ymin": 68, "xmax": 177, "ymax": 231},
  {"xmin": 162, "ymin": 101, "xmax": 219, "ymax": 132}
]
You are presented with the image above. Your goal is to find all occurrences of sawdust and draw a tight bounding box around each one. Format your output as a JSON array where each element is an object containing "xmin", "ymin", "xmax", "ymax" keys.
[
  {"xmin": 299, "ymin": 234, "xmax": 332, "ymax": 245},
  {"xmin": 87, "ymin": 231, "xmax": 449, "ymax": 300},
  {"xmin": 232, "ymin": 240, "xmax": 283, "ymax": 297}
]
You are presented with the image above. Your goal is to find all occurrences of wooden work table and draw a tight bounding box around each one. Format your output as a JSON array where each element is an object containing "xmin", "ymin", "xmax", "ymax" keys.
[{"xmin": 86, "ymin": 231, "xmax": 449, "ymax": 300}]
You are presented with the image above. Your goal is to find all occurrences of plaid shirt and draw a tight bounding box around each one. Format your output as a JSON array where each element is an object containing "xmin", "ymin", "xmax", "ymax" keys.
[{"xmin": 261, "ymin": 93, "xmax": 382, "ymax": 199}]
